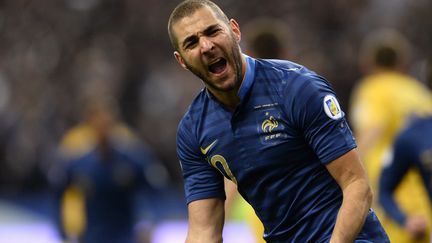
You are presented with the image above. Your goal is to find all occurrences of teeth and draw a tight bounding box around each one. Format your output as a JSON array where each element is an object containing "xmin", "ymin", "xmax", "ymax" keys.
[
  {"xmin": 208, "ymin": 58, "xmax": 226, "ymax": 74},
  {"xmin": 209, "ymin": 58, "xmax": 221, "ymax": 65}
]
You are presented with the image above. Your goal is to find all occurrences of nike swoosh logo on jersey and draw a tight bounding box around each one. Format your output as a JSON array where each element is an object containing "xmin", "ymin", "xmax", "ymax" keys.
[{"xmin": 200, "ymin": 140, "xmax": 218, "ymax": 155}]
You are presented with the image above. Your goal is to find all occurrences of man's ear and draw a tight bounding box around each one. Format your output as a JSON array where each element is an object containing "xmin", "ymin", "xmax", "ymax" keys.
[
  {"xmin": 229, "ymin": 19, "xmax": 241, "ymax": 43},
  {"xmin": 174, "ymin": 51, "xmax": 188, "ymax": 70}
]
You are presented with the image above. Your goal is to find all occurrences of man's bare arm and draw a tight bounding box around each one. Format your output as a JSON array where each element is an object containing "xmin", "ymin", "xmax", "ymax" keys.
[
  {"xmin": 326, "ymin": 149, "xmax": 373, "ymax": 243},
  {"xmin": 186, "ymin": 198, "xmax": 225, "ymax": 243}
]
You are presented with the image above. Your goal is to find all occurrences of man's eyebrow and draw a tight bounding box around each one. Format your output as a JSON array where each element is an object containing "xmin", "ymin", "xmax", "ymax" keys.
[
  {"xmin": 181, "ymin": 24, "xmax": 222, "ymax": 49},
  {"xmin": 203, "ymin": 24, "xmax": 221, "ymax": 34}
]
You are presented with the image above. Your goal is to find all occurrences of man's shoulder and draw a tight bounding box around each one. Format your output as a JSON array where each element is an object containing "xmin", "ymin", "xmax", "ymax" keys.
[
  {"xmin": 254, "ymin": 58, "xmax": 320, "ymax": 90},
  {"xmin": 178, "ymin": 89, "xmax": 208, "ymax": 131},
  {"xmin": 352, "ymin": 74, "xmax": 393, "ymax": 99},
  {"xmin": 255, "ymin": 58, "xmax": 308, "ymax": 75},
  {"xmin": 359, "ymin": 71, "xmax": 418, "ymax": 90}
]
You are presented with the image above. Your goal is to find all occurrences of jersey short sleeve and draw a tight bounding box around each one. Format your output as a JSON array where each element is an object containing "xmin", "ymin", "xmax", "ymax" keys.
[
  {"xmin": 285, "ymin": 74, "xmax": 357, "ymax": 164},
  {"xmin": 176, "ymin": 116, "xmax": 225, "ymax": 204}
]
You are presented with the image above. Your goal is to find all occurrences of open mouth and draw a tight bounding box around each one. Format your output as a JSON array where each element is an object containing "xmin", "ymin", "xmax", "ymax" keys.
[{"xmin": 208, "ymin": 58, "xmax": 227, "ymax": 74}]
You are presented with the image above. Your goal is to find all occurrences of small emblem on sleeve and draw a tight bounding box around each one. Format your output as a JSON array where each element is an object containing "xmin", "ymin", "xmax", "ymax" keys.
[{"xmin": 323, "ymin": 95, "xmax": 343, "ymax": 120}]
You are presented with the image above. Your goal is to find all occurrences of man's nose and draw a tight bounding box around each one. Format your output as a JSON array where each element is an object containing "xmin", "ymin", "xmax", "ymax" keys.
[{"xmin": 199, "ymin": 37, "xmax": 214, "ymax": 53}]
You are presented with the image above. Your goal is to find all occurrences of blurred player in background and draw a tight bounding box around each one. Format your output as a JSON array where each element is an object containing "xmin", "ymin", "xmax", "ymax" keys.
[
  {"xmin": 224, "ymin": 17, "xmax": 290, "ymax": 243},
  {"xmin": 350, "ymin": 29, "xmax": 432, "ymax": 242},
  {"xmin": 378, "ymin": 57, "xmax": 432, "ymax": 241},
  {"xmin": 169, "ymin": 1, "xmax": 389, "ymax": 242},
  {"xmin": 379, "ymin": 115, "xmax": 432, "ymax": 240},
  {"xmin": 50, "ymin": 98, "xmax": 159, "ymax": 243}
]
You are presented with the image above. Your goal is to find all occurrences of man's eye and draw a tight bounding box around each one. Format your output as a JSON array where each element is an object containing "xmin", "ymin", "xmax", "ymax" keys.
[
  {"xmin": 209, "ymin": 29, "xmax": 220, "ymax": 36},
  {"xmin": 185, "ymin": 40, "xmax": 197, "ymax": 49},
  {"xmin": 186, "ymin": 43, "xmax": 196, "ymax": 49}
]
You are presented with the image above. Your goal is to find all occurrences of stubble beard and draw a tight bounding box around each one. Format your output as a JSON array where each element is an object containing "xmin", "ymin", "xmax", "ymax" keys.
[{"xmin": 183, "ymin": 36, "xmax": 243, "ymax": 93}]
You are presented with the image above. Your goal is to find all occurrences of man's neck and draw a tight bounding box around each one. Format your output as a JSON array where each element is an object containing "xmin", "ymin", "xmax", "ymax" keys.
[{"xmin": 213, "ymin": 89, "xmax": 240, "ymax": 111}]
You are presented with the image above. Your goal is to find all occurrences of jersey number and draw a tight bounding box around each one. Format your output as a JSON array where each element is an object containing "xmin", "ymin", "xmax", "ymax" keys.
[{"xmin": 210, "ymin": 155, "xmax": 237, "ymax": 184}]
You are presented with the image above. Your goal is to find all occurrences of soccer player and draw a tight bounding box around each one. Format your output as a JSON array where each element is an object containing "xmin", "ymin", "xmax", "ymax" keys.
[
  {"xmin": 168, "ymin": 0, "xmax": 389, "ymax": 242},
  {"xmin": 350, "ymin": 29, "xmax": 432, "ymax": 243},
  {"xmin": 51, "ymin": 98, "xmax": 158, "ymax": 243},
  {"xmin": 379, "ymin": 115, "xmax": 432, "ymax": 240}
]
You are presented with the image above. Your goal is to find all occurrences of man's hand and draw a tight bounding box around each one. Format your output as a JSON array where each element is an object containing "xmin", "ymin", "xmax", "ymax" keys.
[{"xmin": 405, "ymin": 215, "xmax": 427, "ymax": 239}]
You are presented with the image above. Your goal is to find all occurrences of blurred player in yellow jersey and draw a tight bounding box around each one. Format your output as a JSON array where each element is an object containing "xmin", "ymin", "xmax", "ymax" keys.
[
  {"xmin": 350, "ymin": 29, "xmax": 432, "ymax": 243},
  {"xmin": 51, "ymin": 98, "xmax": 158, "ymax": 243},
  {"xmin": 224, "ymin": 18, "xmax": 291, "ymax": 243}
]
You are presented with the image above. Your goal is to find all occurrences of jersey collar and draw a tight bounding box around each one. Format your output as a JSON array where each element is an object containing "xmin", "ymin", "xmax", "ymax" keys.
[{"xmin": 238, "ymin": 54, "xmax": 256, "ymax": 101}]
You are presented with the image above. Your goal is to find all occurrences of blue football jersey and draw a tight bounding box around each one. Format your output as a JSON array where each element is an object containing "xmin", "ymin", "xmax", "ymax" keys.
[
  {"xmin": 177, "ymin": 55, "xmax": 388, "ymax": 242},
  {"xmin": 379, "ymin": 116, "xmax": 432, "ymax": 225}
]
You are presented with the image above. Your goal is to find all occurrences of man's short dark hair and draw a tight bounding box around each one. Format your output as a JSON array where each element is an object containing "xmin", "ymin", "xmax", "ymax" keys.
[
  {"xmin": 359, "ymin": 29, "xmax": 412, "ymax": 70},
  {"xmin": 167, "ymin": 0, "xmax": 230, "ymax": 51},
  {"xmin": 374, "ymin": 45, "xmax": 398, "ymax": 68}
]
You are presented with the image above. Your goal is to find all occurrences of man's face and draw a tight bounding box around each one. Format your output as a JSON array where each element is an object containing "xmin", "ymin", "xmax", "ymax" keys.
[{"xmin": 172, "ymin": 6, "xmax": 244, "ymax": 93}]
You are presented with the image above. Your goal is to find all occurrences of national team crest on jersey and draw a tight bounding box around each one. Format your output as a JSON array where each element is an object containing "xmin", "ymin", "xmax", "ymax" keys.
[
  {"xmin": 323, "ymin": 95, "xmax": 343, "ymax": 120},
  {"xmin": 257, "ymin": 109, "xmax": 287, "ymax": 143},
  {"xmin": 262, "ymin": 116, "xmax": 279, "ymax": 133}
]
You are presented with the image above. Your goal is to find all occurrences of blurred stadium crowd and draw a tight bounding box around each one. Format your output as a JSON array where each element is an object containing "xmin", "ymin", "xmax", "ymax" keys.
[{"xmin": 0, "ymin": 0, "xmax": 431, "ymax": 242}]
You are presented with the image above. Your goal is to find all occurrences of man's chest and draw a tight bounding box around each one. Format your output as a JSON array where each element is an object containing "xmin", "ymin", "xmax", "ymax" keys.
[{"xmin": 197, "ymin": 102, "xmax": 313, "ymax": 183}]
